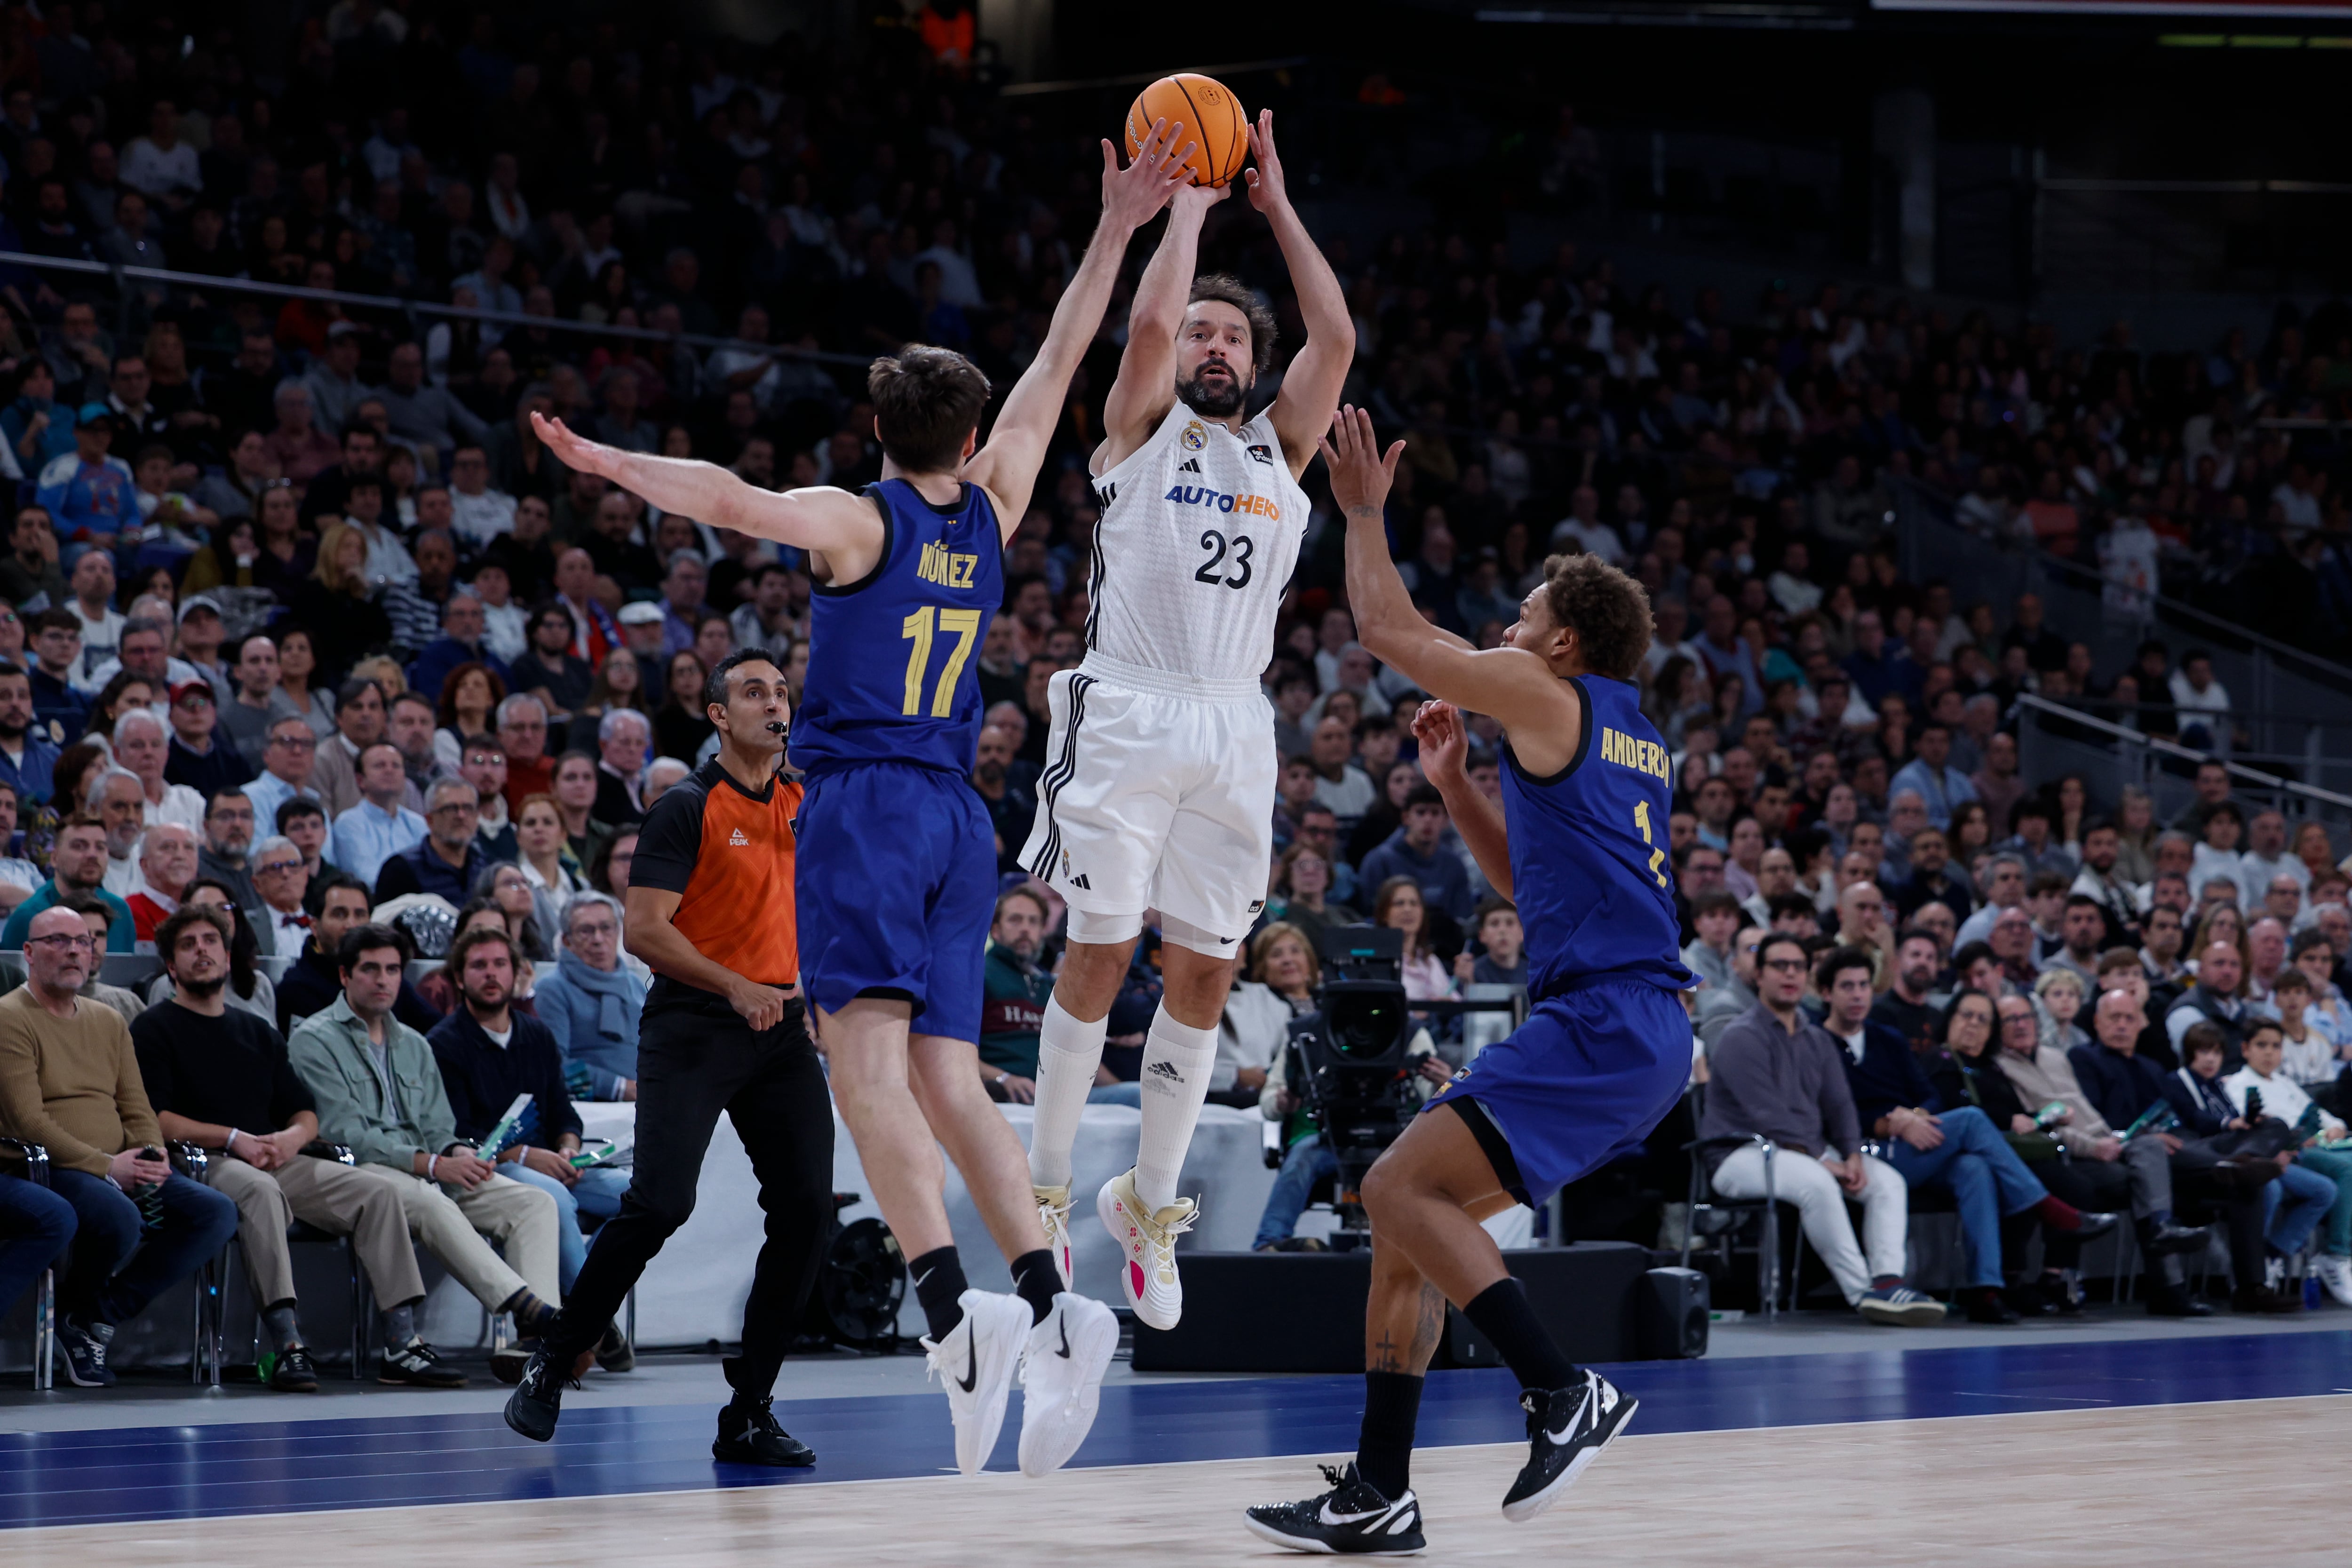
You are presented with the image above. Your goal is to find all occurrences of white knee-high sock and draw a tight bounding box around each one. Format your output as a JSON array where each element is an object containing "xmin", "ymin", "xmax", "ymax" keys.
[
  {"xmin": 1028, "ymin": 995, "xmax": 1107, "ymax": 1190},
  {"xmin": 1134, "ymin": 1004, "xmax": 1219, "ymax": 1213}
]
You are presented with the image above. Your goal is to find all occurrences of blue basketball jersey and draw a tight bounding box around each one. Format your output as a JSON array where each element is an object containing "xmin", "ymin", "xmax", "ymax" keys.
[
  {"xmin": 1502, "ymin": 675, "xmax": 1696, "ymax": 1001},
  {"xmin": 791, "ymin": 479, "xmax": 1004, "ymax": 778}
]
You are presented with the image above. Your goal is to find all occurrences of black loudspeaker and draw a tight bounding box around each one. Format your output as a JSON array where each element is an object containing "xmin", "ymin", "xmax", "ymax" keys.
[
  {"xmin": 1442, "ymin": 1244, "xmax": 1650, "ymax": 1370},
  {"xmin": 1638, "ymin": 1266, "xmax": 1709, "ymax": 1359}
]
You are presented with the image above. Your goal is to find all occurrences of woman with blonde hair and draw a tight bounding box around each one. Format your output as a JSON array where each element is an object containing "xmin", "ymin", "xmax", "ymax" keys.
[
  {"xmin": 290, "ymin": 519, "xmax": 391, "ymax": 681},
  {"xmin": 2033, "ymin": 966, "xmax": 2090, "ymax": 1052},
  {"xmin": 1214, "ymin": 922, "xmax": 1322, "ymax": 1108}
]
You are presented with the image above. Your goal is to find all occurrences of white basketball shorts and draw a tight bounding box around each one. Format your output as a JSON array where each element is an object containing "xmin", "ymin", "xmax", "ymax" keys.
[{"xmin": 1017, "ymin": 651, "xmax": 1277, "ymax": 948}]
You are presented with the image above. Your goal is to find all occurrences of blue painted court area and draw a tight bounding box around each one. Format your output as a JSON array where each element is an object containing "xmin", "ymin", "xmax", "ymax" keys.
[{"xmin": 7, "ymin": 1330, "xmax": 2350, "ymax": 1529}]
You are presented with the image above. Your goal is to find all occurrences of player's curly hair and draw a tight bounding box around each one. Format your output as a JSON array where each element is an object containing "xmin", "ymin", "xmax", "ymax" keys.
[
  {"xmin": 1189, "ymin": 274, "xmax": 1278, "ymax": 374},
  {"xmin": 1541, "ymin": 552, "xmax": 1652, "ymax": 680},
  {"xmin": 868, "ymin": 345, "xmax": 993, "ymax": 473}
]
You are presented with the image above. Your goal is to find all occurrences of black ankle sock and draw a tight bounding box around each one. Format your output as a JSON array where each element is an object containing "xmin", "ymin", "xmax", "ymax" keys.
[
  {"xmin": 1462, "ymin": 1278, "xmax": 1579, "ymax": 1393},
  {"xmin": 1009, "ymin": 1248, "xmax": 1060, "ymax": 1325},
  {"xmin": 911, "ymin": 1245, "xmax": 970, "ymax": 1341},
  {"xmin": 1354, "ymin": 1371, "xmax": 1424, "ymax": 1499}
]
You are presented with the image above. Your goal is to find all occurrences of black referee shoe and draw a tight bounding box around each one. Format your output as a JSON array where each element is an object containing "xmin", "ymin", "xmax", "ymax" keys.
[
  {"xmin": 1243, "ymin": 1463, "xmax": 1425, "ymax": 1555},
  {"xmin": 502, "ymin": 1345, "xmax": 580, "ymax": 1442},
  {"xmin": 713, "ymin": 1396, "xmax": 816, "ymax": 1467},
  {"xmin": 1502, "ymin": 1371, "xmax": 1638, "ymax": 1523}
]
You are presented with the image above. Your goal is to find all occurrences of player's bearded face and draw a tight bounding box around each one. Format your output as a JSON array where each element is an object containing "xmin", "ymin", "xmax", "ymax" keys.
[{"xmin": 1178, "ymin": 355, "xmax": 1248, "ymax": 416}]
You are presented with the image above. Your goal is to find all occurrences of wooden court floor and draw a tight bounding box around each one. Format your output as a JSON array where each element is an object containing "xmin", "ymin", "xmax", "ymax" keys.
[{"xmin": 11, "ymin": 1395, "xmax": 2343, "ymax": 1566}]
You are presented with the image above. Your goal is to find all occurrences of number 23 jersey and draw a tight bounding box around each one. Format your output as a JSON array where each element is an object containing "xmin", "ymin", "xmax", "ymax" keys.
[{"xmin": 1087, "ymin": 401, "xmax": 1309, "ymax": 684}]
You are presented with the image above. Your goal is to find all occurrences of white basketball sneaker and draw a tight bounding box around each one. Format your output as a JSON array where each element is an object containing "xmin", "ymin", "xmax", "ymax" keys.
[
  {"xmin": 1097, "ymin": 1167, "xmax": 1197, "ymax": 1330},
  {"xmin": 922, "ymin": 1289, "xmax": 1031, "ymax": 1474},
  {"xmin": 1016, "ymin": 1291, "xmax": 1119, "ymax": 1477},
  {"xmin": 1034, "ymin": 1184, "xmax": 1075, "ymax": 1289}
]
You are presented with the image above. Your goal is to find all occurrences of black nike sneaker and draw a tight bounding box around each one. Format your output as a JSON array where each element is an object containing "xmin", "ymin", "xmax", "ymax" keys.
[
  {"xmin": 502, "ymin": 1344, "xmax": 581, "ymax": 1442},
  {"xmin": 1243, "ymin": 1463, "xmax": 1426, "ymax": 1555},
  {"xmin": 1502, "ymin": 1371, "xmax": 1638, "ymax": 1523},
  {"xmin": 714, "ymin": 1396, "xmax": 817, "ymax": 1467}
]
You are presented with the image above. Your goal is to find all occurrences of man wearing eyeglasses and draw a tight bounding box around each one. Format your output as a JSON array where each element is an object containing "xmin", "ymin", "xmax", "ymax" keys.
[
  {"xmin": 248, "ymin": 835, "xmax": 311, "ymax": 959},
  {"xmin": 241, "ymin": 716, "xmax": 320, "ymax": 838},
  {"xmin": 197, "ymin": 789, "xmax": 261, "ymax": 917},
  {"xmin": 373, "ymin": 778, "xmax": 487, "ymax": 904},
  {"xmin": 1701, "ymin": 931, "xmax": 1947, "ymax": 1326},
  {"xmin": 0, "ymin": 904, "xmax": 239, "ymax": 1386}
]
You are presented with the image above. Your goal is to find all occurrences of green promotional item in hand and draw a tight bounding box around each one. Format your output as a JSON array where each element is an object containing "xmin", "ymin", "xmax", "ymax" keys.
[{"xmin": 477, "ymin": 1093, "xmax": 535, "ymax": 1160}]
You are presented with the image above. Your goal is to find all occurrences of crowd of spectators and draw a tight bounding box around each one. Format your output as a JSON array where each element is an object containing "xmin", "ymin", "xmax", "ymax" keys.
[{"xmin": 7, "ymin": 1, "xmax": 2352, "ymax": 1372}]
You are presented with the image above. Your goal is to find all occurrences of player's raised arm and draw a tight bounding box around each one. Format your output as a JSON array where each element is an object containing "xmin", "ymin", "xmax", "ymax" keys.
[
  {"xmin": 533, "ymin": 412, "xmax": 877, "ymax": 557},
  {"xmin": 1324, "ymin": 406, "xmax": 1580, "ymax": 765},
  {"xmin": 1413, "ymin": 700, "xmax": 1512, "ymax": 901},
  {"xmin": 1098, "ymin": 178, "xmax": 1227, "ymax": 470},
  {"xmin": 966, "ymin": 119, "xmax": 1196, "ymax": 534},
  {"xmin": 1248, "ymin": 112, "xmax": 1353, "ymax": 480}
]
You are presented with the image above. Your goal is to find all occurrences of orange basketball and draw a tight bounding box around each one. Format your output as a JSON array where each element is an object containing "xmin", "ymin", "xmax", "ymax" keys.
[{"xmin": 1124, "ymin": 73, "xmax": 1249, "ymax": 188}]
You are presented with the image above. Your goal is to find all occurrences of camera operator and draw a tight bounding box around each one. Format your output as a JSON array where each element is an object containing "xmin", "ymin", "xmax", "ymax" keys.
[{"xmin": 1251, "ymin": 931, "xmax": 1453, "ymax": 1252}]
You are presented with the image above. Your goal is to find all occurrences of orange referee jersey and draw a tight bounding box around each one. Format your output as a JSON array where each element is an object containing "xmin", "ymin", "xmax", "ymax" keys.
[{"xmin": 630, "ymin": 756, "xmax": 803, "ymax": 987}]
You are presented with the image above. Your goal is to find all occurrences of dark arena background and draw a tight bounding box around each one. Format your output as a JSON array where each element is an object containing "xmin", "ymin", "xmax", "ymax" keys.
[{"xmin": 0, "ymin": 1, "xmax": 2348, "ymax": 1563}]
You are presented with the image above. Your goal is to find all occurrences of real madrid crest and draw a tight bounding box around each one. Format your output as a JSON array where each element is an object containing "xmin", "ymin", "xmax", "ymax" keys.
[{"xmin": 1181, "ymin": 421, "xmax": 1207, "ymax": 451}]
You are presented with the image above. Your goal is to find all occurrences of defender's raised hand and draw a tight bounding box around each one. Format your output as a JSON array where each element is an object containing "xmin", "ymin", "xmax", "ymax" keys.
[
  {"xmin": 1243, "ymin": 109, "xmax": 1289, "ymax": 214},
  {"xmin": 1318, "ymin": 404, "xmax": 1405, "ymax": 519},
  {"xmin": 1100, "ymin": 118, "xmax": 1198, "ymax": 230}
]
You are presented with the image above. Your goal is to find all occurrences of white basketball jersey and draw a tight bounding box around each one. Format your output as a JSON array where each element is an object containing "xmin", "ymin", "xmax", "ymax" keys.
[{"xmin": 1085, "ymin": 402, "xmax": 1309, "ymax": 687}]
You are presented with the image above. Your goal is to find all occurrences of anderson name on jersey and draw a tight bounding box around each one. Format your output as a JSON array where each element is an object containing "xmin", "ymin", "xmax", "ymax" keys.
[{"xmin": 1085, "ymin": 401, "xmax": 1310, "ymax": 688}]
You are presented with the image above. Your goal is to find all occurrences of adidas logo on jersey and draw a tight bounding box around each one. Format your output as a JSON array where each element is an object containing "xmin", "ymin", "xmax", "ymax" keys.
[
  {"xmin": 1069, "ymin": 873, "xmax": 1091, "ymax": 889},
  {"xmin": 1176, "ymin": 457, "xmax": 1200, "ymax": 474},
  {"xmin": 729, "ymin": 828, "xmax": 750, "ymax": 847}
]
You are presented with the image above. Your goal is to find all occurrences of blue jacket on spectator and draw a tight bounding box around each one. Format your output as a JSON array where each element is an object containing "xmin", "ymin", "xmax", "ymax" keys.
[
  {"xmin": 406, "ymin": 637, "xmax": 513, "ymax": 705},
  {"xmin": 1358, "ymin": 828, "xmax": 1476, "ymax": 925},
  {"xmin": 0, "ymin": 729, "xmax": 59, "ymax": 806},
  {"xmin": 2160, "ymin": 1062, "xmax": 2239, "ymax": 1136},
  {"xmin": 2066, "ymin": 1040, "xmax": 2172, "ymax": 1132},
  {"xmin": 1833, "ymin": 1015, "xmax": 1939, "ymax": 1129},
  {"xmin": 29, "ymin": 666, "xmax": 88, "ymax": 747},
  {"xmin": 535, "ymin": 948, "xmax": 645, "ymax": 1100},
  {"xmin": 372, "ymin": 836, "xmax": 490, "ymax": 906},
  {"xmin": 35, "ymin": 449, "xmax": 135, "ymax": 541},
  {"xmin": 428, "ymin": 1002, "xmax": 581, "ymax": 1154}
]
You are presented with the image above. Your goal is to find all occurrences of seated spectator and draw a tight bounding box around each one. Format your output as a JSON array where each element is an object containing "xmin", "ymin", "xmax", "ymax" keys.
[
  {"xmin": 1465, "ymin": 899, "xmax": 1528, "ymax": 990},
  {"xmin": 2166, "ymin": 939, "xmax": 2254, "ymax": 1066},
  {"xmin": 979, "ymin": 885, "xmax": 1057, "ymax": 1103},
  {"xmin": 592, "ymin": 708, "xmax": 653, "ymax": 827},
  {"xmin": 1887, "ymin": 825, "xmax": 1970, "ymax": 925},
  {"xmin": 241, "ymin": 715, "xmax": 323, "ymax": 839},
  {"xmin": 1222, "ymin": 921, "xmax": 1320, "ymax": 1114},
  {"xmin": 535, "ymin": 893, "xmax": 644, "ymax": 1101},
  {"xmin": 274, "ymin": 875, "xmax": 442, "ymax": 1036},
  {"xmin": 428, "ymin": 925, "xmax": 629, "ymax": 1355},
  {"xmin": 2069, "ymin": 986, "xmax": 2271, "ymax": 1310},
  {"xmin": 131, "ymin": 904, "xmax": 461, "ymax": 1389},
  {"xmin": 1680, "ymin": 889, "xmax": 1743, "ymax": 993},
  {"xmin": 1988, "ymin": 991, "xmax": 2213, "ymax": 1314},
  {"xmin": 0, "ymin": 813, "xmax": 135, "ymax": 950},
  {"xmin": 1870, "ymin": 928, "xmax": 1945, "ymax": 1055},
  {"xmin": 161, "ymin": 681, "xmax": 250, "ymax": 801},
  {"xmin": 1821, "ymin": 944, "xmax": 2113, "ymax": 1322},
  {"xmin": 330, "ymin": 742, "xmax": 428, "ymax": 887},
  {"xmin": 0, "ymin": 1134, "xmax": 76, "ymax": 1326},
  {"xmin": 2223, "ymin": 1019, "xmax": 2352, "ymax": 1308},
  {"xmin": 0, "ymin": 905, "xmax": 238, "ymax": 1386},
  {"xmin": 0, "ymin": 658, "xmax": 61, "ymax": 808},
  {"xmin": 112, "ymin": 707, "xmax": 206, "ymax": 831},
  {"xmin": 1699, "ymin": 933, "xmax": 1944, "ymax": 1324},
  {"xmin": 246, "ymin": 835, "xmax": 312, "ymax": 959},
  {"xmin": 1357, "ymin": 784, "xmax": 1475, "ymax": 926},
  {"xmin": 124, "ymin": 820, "xmax": 199, "ymax": 943},
  {"xmin": 2166, "ymin": 1023, "xmax": 2336, "ymax": 1303},
  {"xmin": 374, "ymin": 778, "xmax": 490, "ymax": 903},
  {"xmin": 146, "ymin": 880, "xmax": 280, "ymax": 1026},
  {"xmin": 1265, "ymin": 837, "xmax": 1357, "ymax": 959},
  {"xmin": 1372, "ymin": 876, "xmax": 1454, "ymax": 1009},
  {"xmin": 286, "ymin": 923, "xmax": 563, "ymax": 1383}
]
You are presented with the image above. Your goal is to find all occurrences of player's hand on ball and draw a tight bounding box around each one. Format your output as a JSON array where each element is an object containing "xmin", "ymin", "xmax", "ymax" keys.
[
  {"xmin": 1318, "ymin": 405, "xmax": 1404, "ymax": 518},
  {"xmin": 1101, "ymin": 118, "xmax": 1197, "ymax": 228},
  {"xmin": 1243, "ymin": 109, "xmax": 1287, "ymax": 213},
  {"xmin": 1411, "ymin": 700, "xmax": 1469, "ymax": 785}
]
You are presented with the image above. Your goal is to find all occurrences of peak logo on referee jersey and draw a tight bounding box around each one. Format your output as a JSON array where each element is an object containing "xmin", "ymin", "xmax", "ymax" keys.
[
  {"xmin": 915, "ymin": 540, "xmax": 981, "ymax": 589},
  {"xmin": 1599, "ymin": 726, "xmax": 1672, "ymax": 784},
  {"xmin": 1163, "ymin": 483, "xmax": 1283, "ymax": 521}
]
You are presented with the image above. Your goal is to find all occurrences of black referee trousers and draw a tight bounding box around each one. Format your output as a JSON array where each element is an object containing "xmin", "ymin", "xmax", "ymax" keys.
[{"xmin": 546, "ymin": 988, "xmax": 834, "ymax": 1399}]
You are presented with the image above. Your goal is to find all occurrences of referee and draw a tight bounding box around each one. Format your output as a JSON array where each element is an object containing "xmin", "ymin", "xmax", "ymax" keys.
[{"xmin": 505, "ymin": 650, "xmax": 832, "ymax": 1465}]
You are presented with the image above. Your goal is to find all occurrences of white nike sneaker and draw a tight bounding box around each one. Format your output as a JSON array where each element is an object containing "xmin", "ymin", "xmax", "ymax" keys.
[
  {"xmin": 1016, "ymin": 1291, "xmax": 1118, "ymax": 1477},
  {"xmin": 922, "ymin": 1289, "xmax": 1032, "ymax": 1474},
  {"xmin": 1097, "ymin": 1167, "xmax": 1197, "ymax": 1330},
  {"xmin": 1034, "ymin": 1184, "xmax": 1075, "ymax": 1289},
  {"xmin": 2315, "ymin": 1252, "xmax": 2352, "ymax": 1307}
]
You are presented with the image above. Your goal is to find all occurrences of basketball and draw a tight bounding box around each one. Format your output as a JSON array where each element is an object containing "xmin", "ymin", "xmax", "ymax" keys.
[{"xmin": 1125, "ymin": 72, "xmax": 1249, "ymax": 188}]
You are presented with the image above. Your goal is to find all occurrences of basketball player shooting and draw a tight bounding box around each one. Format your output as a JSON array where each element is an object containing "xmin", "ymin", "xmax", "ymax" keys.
[
  {"xmin": 525, "ymin": 122, "xmax": 1198, "ymax": 1479},
  {"xmin": 1244, "ymin": 408, "xmax": 1697, "ymax": 1555},
  {"xmin": 1019, "ymin": 110, "xmax": 1354, "ymax": 1332}
]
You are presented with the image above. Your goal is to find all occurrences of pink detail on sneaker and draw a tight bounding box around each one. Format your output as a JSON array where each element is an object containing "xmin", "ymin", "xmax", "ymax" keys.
[{"xmin": 1128, "ymin": 1261, "xmax": 1145, "ymax": 1299}]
